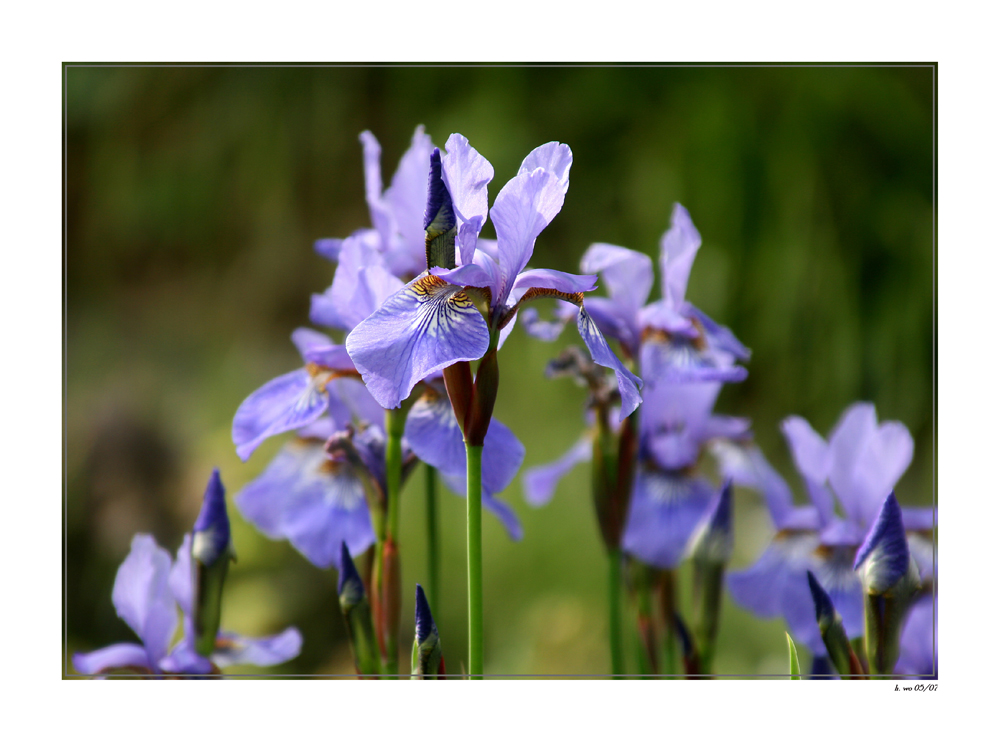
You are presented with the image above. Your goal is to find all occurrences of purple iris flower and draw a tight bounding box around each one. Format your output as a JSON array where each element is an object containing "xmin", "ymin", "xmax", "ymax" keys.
[
  {"xmin": 523, "ymin": 203, "xmax": 749, "ymax": 382},
  {"xmin": 345, "ymin": 133, "xmax": 642, "ymax": 418},
  {"xmin": 619, "ymin": 379, "xmax": 750, "ymax": 569},
  {"xmin": 235, "ymin": 423, "xmax": 380, "ymax": 569},
  {"xmin": 73, "ymin": 534, "xmax": 302, "ymax": 676},
  {"xmin": 720, "ymin": 402, "xmax": 934, "ymax": 656}
]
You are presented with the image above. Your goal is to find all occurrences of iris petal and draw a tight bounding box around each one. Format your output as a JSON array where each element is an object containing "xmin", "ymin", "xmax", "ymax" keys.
[
  {"xmin": 522, "ymin": 438, "xmax": 592, "ymax": 506},
  {"xmin": 346, "ymin": 275, "xmax": 490, "ymax": 409},
  {"xmin": 621, "ymin": 471, "xmax": 715, "ymax": 569},
  {"xmin": 111, "ymin": 534, "xmax": 178, "ymax": 667},
  {"xmin": 235, "ymin": 439, "xmax": 375, "ymax": 569},
  {"xmin": 232, "ymin": 369, "xmax": 331, "ymax": 461}
]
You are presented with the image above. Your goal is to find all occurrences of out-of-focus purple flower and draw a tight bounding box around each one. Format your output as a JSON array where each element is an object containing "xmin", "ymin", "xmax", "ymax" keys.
[
  {"xmin": 896, "ymin": 593, "xmax": 937, "ymax": 677},
  {"xmin": 526, "ymin": 203, "xmax": 749, "ymax": 383},
  {"xmin": 231, "ymin": 327, "xmax": 377, "ymax": 461},
  {"xmin": 346, "ymin": 134, "xmax": 642, "ymax": 417},
  {"xmin": 235, "ymin": 433, "xmax": 378, "ymax": 569},
  {"xmin": 73, "ymin": 534, "xmax": 301, "ymax": 677},
  {"xmin": 722, "ymin": 403, "xmax": 933, "ymax": 656},
  {"xmin": 618, "ymin": 377, "xmax": 749, "ymax": 570}
]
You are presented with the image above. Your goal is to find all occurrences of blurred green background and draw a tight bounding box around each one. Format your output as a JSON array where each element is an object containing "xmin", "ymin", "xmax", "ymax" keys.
[{"xmin": 64, "ymin": 64, "xmax": 934, "ymax": 677}]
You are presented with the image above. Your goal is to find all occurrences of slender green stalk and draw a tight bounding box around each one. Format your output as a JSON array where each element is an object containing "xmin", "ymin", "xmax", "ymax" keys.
[
  {"xmin": 425, "ymin": 464, "xmax": 440, "ymax": 612},
  {"xmin": 607, "ymin": 549, "xmax": 624, "ymax": 678},
  {"xmin": 380, "ymin": 407, "xmax": 407, "ymax": 677},
  {"xmin": 466, "ymin": 442, "xmax": 484, "ymax": 679},
  {"xmin": 659, "ymin": 570, "xmax": 678, "ymax": 677},
  {"xmin": 635, "ymin": 566, "xmax": 658, "ymax": 677}
]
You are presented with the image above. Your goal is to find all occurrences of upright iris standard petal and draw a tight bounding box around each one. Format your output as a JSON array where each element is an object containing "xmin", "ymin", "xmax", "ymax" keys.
[
  {"xmin": 805, "ymin": 403, "xmax": 914, "ymax": 532},
  {"xmin": 110, "ymin": 534, "xmax": 179, "ymax": 668},
  {"xmin": 492, "ymin": 168, "xmax": 567, "ymax": 306},
  {"xmin": 781, "ymin": 416, "xmax": 836, "ymax": 525},
  {"xmin": 440, "ymin": 134, "xmax": 494, "ymax": 252},
  {"xmin": 522, "ymin": 438, "xmax": 593, "ymax": 506},
  {"xmin": 518, "ymin": 141, "xmax": 572, "ymax": 193},
  {"xmin": 580, "ymin": 243, "xmax": 654, "ymax": 315},
  {"xmin": 660, "ymin": 202, "xmax": 702, "ymax": 308},
  {"xmin": 621, "ymin": 471, "xmax": 716, "ymax": 569},
  {"xmin": 384, "ymin": 125, "xmax": 435, "ymax": 260},
  {"xmin": 346, "ymin": 275, "xmax": 490, "ymax": 409},
  {"xmin": 235, "ymin": 439, "xmax": 375, "ymax": 568},
  {"xmin": 232, "ymin": 368, "xmax": 331, "ymax": 461}
]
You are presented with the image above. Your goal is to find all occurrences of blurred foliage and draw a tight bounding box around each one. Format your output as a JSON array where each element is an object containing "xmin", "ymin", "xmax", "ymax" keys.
[{"xmin": 64, "ymin": 64, "xmax": 933, "ymax": 677}]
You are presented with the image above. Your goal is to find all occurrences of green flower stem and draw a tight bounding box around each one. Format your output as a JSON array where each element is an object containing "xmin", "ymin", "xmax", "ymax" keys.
[
  {"xmin": 607, "ymin": 549, "xmax": 624, "ymax": 678},
  {"xmin": 425, "ymin": 464, "xmax": 440, "ymax": 611},
  {"xmin": 659, "ymin": 569, "xmax": 679, "ymax": 678},
  {"xmin": 466, "ymin": 442, "xmax": 484, "ymax": 679},
  {"xmin": 692, "ymin": 561, "xmax": 724, "ymax": 675},
  {"xmin": 380, "ymin": 406, "xmax": 407, "ymax": 677}
]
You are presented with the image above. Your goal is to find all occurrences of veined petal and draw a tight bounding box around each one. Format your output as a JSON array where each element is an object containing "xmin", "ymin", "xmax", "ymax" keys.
[
  {"xmin": 492, "ymin": 168, "xmax": 566, "ymax": 305},
  {"xmin": 441, "ymin": 133, "xmax": 494, "ymax": 229},
  {"xmin": 621, "ymin": 470, "xmax": 715, "ymax": 569},
  {"xmin": 111, "ymin": 534, "xmax": 178, "ymax": 667},
  {"xmin": 576, "ymin": 306, "xmax": 643, "ymax": 418},
  {"xmin": 73, "ymin": 643, "xmax": 153, "ymax": 675},
  {"xmin": 346, "ymin": 275, "xmax": 490, "ymax": 409},
  {"xmin": 232, "ymin": 368, "xmax": 331, "ymax": 461},
  {"xmin": 512, "ymin": 269, "xmax": 597, "ymax": 295},
  {"xmin": 660, "ymin": 203, "xmax": 702, "ymax": 308},
  {"xmin": 639, "ymin": 299, "xmax": 697, "ymax": 336},
  {"xmin": 523, "ymin": 438, "xmax": 593, "ymax": 507},
  {"xmin": 235, "ymin": 439, "xmax": 375, "ymax": 569},
  {"xmin": 582, "ymin": 297, "xmax": 637, "ymax": 353},
  {"xmin": 212, "ymin": 627, "xmax": 303, "ymax": 668},
  {"xmin": 580, "ymin": 243, "xmax": 653, "ymax": 313},
  {"xmin": 639, "ymin": 335, "xmax": 748, "ymax": 385},
  {"xmin": 518, "ymin": 141, "xmax": 572, "ymax": 193}
]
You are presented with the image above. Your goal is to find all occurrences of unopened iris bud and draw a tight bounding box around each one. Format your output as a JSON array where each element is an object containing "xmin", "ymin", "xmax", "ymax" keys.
[
  {"xmin": 337, "ymin": 542, "xmax": 379, "ymax": 677},
  {"xmin": 411, "ymin": 584, "xmax": 444, "ymax": 679},
  {"xmin": 424, "ymin": 148, "xmax": 456, "ymax": 270},
  {"xmin": 853, "ymin": 491, "xmax": 920, "ymax": 676},
  {"xmin": 807, "ymin": 570, "xmax": 864, "ymax": 678},
  {"xmin": 853, "ymin": 491, "xmax": 920, "ymax": 597},
  {"xmin": 191, "ymin": 469, "xmax": 236, "ymax": 657}
]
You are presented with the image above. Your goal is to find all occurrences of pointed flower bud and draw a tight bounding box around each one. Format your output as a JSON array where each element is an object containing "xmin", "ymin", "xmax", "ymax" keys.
[
  {"xmin": 192, "ymin": 469, "xmax": 233, "ymax": 567},
  {"xmin": 854, "ymin": 492, "xmax": 920, "ymax": 676},
  {"xmin": 337, "ymin": 541, "xmax": 365, "ymax": 612},
  {"xmin": 424, "ymin": 148, "xmax": 456, "ymax": 270},
  {"xmin": 191, "ymin": 469, "xmax": 235, "ymax": 657},
  {"xmin": 853, "ymin": 491, "xmax": 918, "ymax": 596},
  {"xmin": 411, "ymin": 584, "xmax": 443, "ymax": 679},
  {"xmin": 336, "ymin": 542, "xmax": 379, "ymax": 677},
  {"xmin": 807, "ymin": 570, "xmax": 864, "ymax": 678}
]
